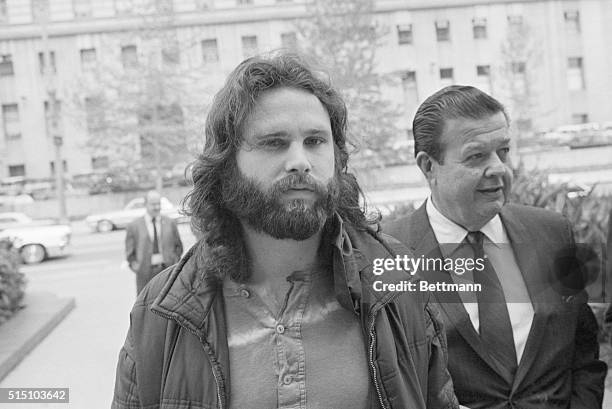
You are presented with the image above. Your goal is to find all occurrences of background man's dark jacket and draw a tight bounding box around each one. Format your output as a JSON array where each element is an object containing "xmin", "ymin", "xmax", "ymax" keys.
[
  {"xmin": 112, "ymin": 219, "xmax": 459, "ymax": 409},
  {"xmin": 125, "ymin": 215, "xmax": 183, "ymax": 293},
  {"xmin": 383, "ymin": 203, "xmax": 606, "ymax": 409}
]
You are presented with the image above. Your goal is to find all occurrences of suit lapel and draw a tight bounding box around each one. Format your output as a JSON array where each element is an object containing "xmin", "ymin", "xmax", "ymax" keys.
[
  {"xmin": 408, "ymin": 204, "xmax": 514, "ymax": 382},
  {"xmin": 500, "ymin": 206, "xmax": 551, "ymax": 389}
]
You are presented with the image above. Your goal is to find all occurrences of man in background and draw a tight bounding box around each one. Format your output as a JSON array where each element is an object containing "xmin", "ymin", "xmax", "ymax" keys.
[
  {"xmin": 125, "ymin": 190, "xmax": 183, "ymax": 294},
  {"xmin": 384, "ymin": 85, "xmax": 606, "ymax": 409}
]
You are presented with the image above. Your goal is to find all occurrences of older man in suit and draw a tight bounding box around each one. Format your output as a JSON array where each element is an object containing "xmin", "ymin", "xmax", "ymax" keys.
[
  {"xmin": 125, "ymin": 190, "xmax": 183, "ymax": 294},
  {"xmin": 384, "ymin": 85, "xmax": 606, "ymax": 409}
]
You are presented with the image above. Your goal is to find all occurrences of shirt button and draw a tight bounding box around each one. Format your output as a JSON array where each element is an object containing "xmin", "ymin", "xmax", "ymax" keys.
[
  {"xmin": 239, "ymin": 288, "xmax": 250, "ymax": 298},
  {"xmin": 282, "ymin": 375, "xmax": 292, "ymax": 385},
  {"xmin": 276, "ymin": 324, "xmax": 285, "ymax": 334}
]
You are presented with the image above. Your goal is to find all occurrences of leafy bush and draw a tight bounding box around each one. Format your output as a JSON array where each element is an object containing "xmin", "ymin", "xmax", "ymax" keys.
[
  {"xmin": 510, "ymin": 164, "xmax": 611, "ymax": 248},
  {"xmin": 0, "ymin": 238, "xmax": 26, "ymax": 326}
]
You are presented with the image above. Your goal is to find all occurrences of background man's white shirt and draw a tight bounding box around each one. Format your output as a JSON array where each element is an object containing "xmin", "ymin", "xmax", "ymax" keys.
[{"xmin": 425, "ymin": 198, "xmax": 534, "ymax": 364}]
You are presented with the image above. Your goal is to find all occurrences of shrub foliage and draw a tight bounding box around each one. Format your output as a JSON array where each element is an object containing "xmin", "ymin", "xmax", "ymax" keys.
[{"xmin": 0, "ymin": 238, "xmax": 26, "ymax": 326}]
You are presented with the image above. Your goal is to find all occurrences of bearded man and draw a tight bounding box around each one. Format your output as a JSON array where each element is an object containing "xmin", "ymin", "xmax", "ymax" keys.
[{"xmin": 111, "ymin": 53, "xmax": 458, "ymax": 409}]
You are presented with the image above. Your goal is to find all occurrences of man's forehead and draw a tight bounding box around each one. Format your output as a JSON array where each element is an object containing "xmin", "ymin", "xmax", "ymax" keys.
[
  {"xmin": 241, "ymin": 86, "xmax": 332, "ymax": 139},
  {"xmin": 441, "ymin": 112, "xmax": 509, "ymax": 145}
]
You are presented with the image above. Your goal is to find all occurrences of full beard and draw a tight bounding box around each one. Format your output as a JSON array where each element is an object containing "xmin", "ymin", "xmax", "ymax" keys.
[{"xmin": 221, "ymin": 165, "xmax": 339, "ymax": 241}]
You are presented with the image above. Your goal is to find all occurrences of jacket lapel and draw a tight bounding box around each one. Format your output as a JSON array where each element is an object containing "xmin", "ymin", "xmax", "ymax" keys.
[
  {"xmin": 408, "ymin": 204, "xmax": 515, "ymax": 382},
  {"xmin": 499, "ymin": 206, "xmax": 550, "ymax": 389}
]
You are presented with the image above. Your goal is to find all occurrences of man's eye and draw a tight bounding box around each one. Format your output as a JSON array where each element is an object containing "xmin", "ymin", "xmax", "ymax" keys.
[
  {"xmin": 498, "ymin": 147, "xmax": 510, "ymax": 161},
  {"xmin": 466, "ymin": 153, "xmax": 484, "ymax": 161},
  {"xmin": 305, "ymin": 137, "xmax": 325, "ymax": 146}
]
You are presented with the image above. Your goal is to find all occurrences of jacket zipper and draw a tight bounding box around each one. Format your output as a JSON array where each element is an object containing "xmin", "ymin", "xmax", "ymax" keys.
[
  {"xmin": 368, "ymin": 308, "xmax": 388, "ymax": 409},
  {"xmin": 152, "ymin": 310, "xmax": 225, "ymax": 409}
]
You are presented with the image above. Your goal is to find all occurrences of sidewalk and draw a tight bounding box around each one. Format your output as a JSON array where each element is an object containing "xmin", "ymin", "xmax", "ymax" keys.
[{"xmin": 0, "ymin": 292, "xmax": 75, "ymax": 381}]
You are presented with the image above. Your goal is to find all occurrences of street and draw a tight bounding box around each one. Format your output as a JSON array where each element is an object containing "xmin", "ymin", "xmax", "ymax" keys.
[{"xmin": 0, "ymin": 222, "xmax": 197, "ymax": 409}]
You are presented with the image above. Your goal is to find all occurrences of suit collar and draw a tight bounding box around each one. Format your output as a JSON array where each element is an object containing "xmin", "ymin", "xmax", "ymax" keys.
[{"xmin": 408, "ymin": 203, "xmax": 516, "ymax": 384}]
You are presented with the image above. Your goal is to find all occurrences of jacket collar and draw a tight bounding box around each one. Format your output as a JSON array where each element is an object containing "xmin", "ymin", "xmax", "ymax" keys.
[{"xmin": 150, "ymin": 213, "xmax": 380, "ymax": 337}]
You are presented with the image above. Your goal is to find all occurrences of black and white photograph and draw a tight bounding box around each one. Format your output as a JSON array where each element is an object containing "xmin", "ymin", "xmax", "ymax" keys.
[{"xmin": 0, "ymin": 0, "xmax": 610, "ymax": 408}]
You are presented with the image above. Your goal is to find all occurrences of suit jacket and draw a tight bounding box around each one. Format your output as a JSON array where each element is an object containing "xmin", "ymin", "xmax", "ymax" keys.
[
  {"xmin": 125, "ymin": 215, "xmax": 183, "ymax": 293},
  {"xmin": 383, "ymin": 202, "xmax": 606, "ymax": 409}
]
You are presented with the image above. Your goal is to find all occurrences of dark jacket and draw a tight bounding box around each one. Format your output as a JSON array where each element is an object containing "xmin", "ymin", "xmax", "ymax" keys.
[
  {"xmin": 112, "ymin": 218, "xmax": 459, "ymax": 409},
  {"xmin": 125, "ymin": 215, "xmax": 184, "ymax": 293},
  {"xmin": 383, "ymin": 202, "xmax": 607, "ymax": 409}
]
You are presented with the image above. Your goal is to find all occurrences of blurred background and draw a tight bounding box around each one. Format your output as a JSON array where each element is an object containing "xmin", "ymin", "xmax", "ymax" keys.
[{"xmin": 0, "ymin": 0, "xmax": 610, "ymax": 407}]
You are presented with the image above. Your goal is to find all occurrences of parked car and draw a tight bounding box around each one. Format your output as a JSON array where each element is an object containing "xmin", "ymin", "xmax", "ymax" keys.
[
  {"xmin": 85, "ymin": 197, "xmax": 188, "ymax": 233},
  {"xmin": 0, "ymin": 212, "xmax": 71, "ymax": 264},
  {"xmin": 0, "ymin": 212, "xmax": 56, "ymax": 231}
]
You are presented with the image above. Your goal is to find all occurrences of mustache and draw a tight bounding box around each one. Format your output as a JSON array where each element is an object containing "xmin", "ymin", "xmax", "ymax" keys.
[{"xmin": 271, "ymin": 173, "xmax": 328, "ymax": 197}]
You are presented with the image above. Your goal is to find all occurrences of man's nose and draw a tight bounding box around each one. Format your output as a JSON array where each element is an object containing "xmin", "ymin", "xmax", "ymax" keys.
[
  {"xmin": 284, "ymin": 142, "xmax": 311, "ymax": 174},
  {"xmin": 484, "ymin": 153, "xmax": 507, "ymax": 178}
]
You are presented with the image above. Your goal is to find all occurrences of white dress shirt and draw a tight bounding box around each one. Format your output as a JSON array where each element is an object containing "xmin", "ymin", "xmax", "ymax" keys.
[
  {"xmin": 144, "ymin": 213, "xmax": 163, "ymax": 265},
  {"xmin": 425, "ymin": 198, "xmax": 534, "ymax": 363}
]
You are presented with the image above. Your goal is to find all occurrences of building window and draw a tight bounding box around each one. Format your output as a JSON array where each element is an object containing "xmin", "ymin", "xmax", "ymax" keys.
[
  {"xmin": 38, "ymin": 51, "xmax": 56, "ymax": 74},
  {"xmin": 401, "ymin": 70, "xmax": 418, "ymax": 114},
  {"xmin": 73, "ymin": 0, "xmax": 93, "ymax": 18},
  {"xmin": 0, "ymin": 0, "xmax": 8, "ymax": 23},
  {"xmin": 50, "ymin": 160, "xmax": 68, "ymax": 175},
  {"xmin": 507, "ymin": 15, "xmax": 523, "ymax": 27},
  {"xmin": 572, "ymin": 113, "xmax": 588, "ymax": 124},
  {"xmin": 201, "ymin": 39, "xmax": 219, "ymax": 63},
  {"xmin": 280, "ymin": 32, "xmax": 297, "ymax": 49},
  {"xmin": 8, "ymin": 164, "xmax": 25, "ymax": 177},
  {"xmin": 476, "ymin": 65, "xmax": 491, "ymax": 93},
  {"xmin": 237, "ymin": 0, "xmax": 253, "ymax": 5},
  {"xmin": 476, "ymin": 65, "xmax": 490, "ymax": 77},
  {"xmin": 241, "ymin": 35, "xmax": 258, "ymax": 58},
  {"xmin": 91, "ymin": 156, "xmax": 109, "ymax": 170},
  {"xmin": 0, "ymin": 54, "xmax": 14, "ymax": 76},
  {"xmin": 80, "ymin": 48, "xmax": 97, "ymax": 70},
  {"xmin": 435, "ymin": 20, "xmax": 450, "ymax": 42},
  {"xmin": 472, "ymin": 18, "xmax": 487, "ymax": 39},
  {"xmin": 85, "ymin": 96, "xmax": 104, "ymax": 133},
  {"xmin": 440, "ymin": 67, "xmax": 454, "ymax": 86},
  {"xmin": 564, "ymin": 10, "xmax": 580, "ymax": 34},
  {"xmin": 2, "ymin": 104, "xmax": 20, "ymax": 140},
  {"xmin": 44, "ymin": 100, "xmax": 62, "ymax": 135},
  {"xmin": 121, "ymin": 45, "xmax": 138, "ymax": 69},
  {"xmin": 567, "ymin": 57, "xmax": 585, "ymax": 91},
  {"xmin": 510, "ymin": 61, "xmax": 526, "ymax": 74},
  {"xmin": 397, "ymin": 24, "xmax": 413, "ymax": 45},
  {"xmin": 162, "ymin": 46, "xmax": 180, "ymax": 66}
]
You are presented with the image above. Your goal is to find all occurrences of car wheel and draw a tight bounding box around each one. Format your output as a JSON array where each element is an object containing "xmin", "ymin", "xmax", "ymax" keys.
[
  {"xmin": 97, "ymin": 220, "xmax": 115, "ymax": 233},
  {"xmin": 21, "ymin": 244, "xmax": 46, "ymax": 264}
]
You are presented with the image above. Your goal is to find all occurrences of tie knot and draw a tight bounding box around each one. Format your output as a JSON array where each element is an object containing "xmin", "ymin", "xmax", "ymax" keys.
[{"xmin": 465, "ymin": 231, "xmax": 485, "ymax": 247}]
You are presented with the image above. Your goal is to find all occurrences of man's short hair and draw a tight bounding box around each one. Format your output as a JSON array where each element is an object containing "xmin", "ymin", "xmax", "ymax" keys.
[{"xmin": 412, "ymin": 85, "xmax": 508, "ymax": 162}]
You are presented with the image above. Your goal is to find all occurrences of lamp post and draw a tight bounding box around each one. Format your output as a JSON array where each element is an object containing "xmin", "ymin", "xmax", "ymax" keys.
[{"xmin": 36, "ymin": 0, "xmax": 68, "ymax": 223}]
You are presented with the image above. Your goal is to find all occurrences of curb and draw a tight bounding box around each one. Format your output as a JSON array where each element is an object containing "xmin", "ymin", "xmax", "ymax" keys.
[{"xmin": 0, "ymin": 292, "xmax": 76, "ymax": 382}]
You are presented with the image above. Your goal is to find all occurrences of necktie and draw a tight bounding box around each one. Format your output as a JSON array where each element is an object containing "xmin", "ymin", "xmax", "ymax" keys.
[
  {"xmin": 152, "ymin": 217, "xmax": 160, "ymax": 254},
  {"xmin": 466, "ymin": 231, "xmax": 517, "ymax": 373}
]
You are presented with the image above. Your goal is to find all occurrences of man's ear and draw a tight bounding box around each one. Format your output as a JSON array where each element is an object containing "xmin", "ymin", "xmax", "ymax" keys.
[{"xmin": 416, "ymin": 151, "xmax": 436, "ymax": 182}]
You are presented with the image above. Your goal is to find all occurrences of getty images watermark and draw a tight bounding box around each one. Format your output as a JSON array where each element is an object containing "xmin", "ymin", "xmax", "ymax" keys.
[{"xmin": 371, "ymin": 255, "xmax": 486, "ymax": 293}]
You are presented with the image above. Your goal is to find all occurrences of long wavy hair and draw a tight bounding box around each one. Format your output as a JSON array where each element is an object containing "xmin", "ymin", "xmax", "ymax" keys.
[{"xmin": 183, "ymin": 52, "xmax": 376, "ymax": 281}]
